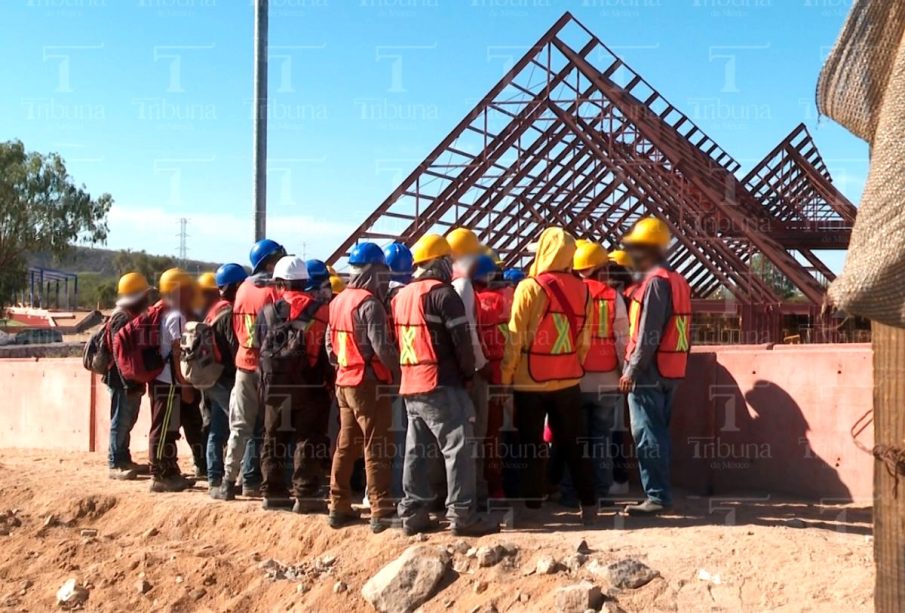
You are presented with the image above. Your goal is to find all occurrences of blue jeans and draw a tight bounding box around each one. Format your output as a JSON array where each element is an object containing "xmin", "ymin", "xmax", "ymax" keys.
[
  {"xmin": 108, "ymin": 386, "xmax": 142, "ymax": 468},
  {"xmin": 559, "ymin": 391, "xmax": 620, "ymax": 502},
  {"xmin": 628, "ymin": 381, "xmax": 677, "ymax": 506},
  {"xmin": 207, "ymin": 382, "xmax": 261, "ymax": 486}
]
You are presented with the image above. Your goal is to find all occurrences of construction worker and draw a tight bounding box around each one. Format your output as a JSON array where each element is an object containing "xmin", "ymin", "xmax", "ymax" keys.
[
  {"xmin": 446, "ymin": 227, "xmax": 491, "ymax": 505},
  {"xmin": 105, "ymin": 272, "xmax": 152, "ymax": 480},
  {"xmin": 214, "ymin": 239, "xmax": 286, "ymax": 500},
  {"xmin": 197, "ymin": 272, "xmax": 220, "ymax": 315},
  {"xmin": 565, "ymin": 242, "xmax": 630, "ymax": 505},
  {"xmin": 607, "ymin": 249, "xmax": 635, "ymax": 496},
  {"xmin": 326, "ymin": 243, "xmax": 400, "ymax": 533},
  {"xmin": 392, "ymin": 234, "xmax": 499, "ymax": 536},
  {"xmin": 204, "ymin": 263, "xmax": 247, "ymax": 498},
  {"xmin": 384, "ymin": 242, "xmax": 414, "ymax": 305},
  {"xmin": 149, "ymin": 268, "xmax": 199, "ymax": 493},
  {"xmin": 471, "ymin": 254, "xmax": 511, "ymax": 500},
  {"xmin": 257, "ymin": 256, "xmax": 332, "ymax": 513},
  {"xmin": 620, "ymin": 217, "xmax": 692, "ymax": 515},
  {"xmin": 500, "ymin": 227, "xmax": 597, "ymax": 525},
  {"xmin": 329, "ymin": 274, "xmax": 346, "ymax": 295}
]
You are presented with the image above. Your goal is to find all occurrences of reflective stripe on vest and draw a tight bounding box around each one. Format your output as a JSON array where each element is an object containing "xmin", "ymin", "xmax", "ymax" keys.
[
  {"xmin": 526, "ymin": 272, "xmax": 588, "ymax": 383},
  {"xmin": 391, "ymin": 278, "xmax": 443, "ymax": 395},
  {"xmin": 582, "ymin": 278, "xmax": 618, "ymax": 374},
  {"xmin": 329, "ymin": 287, "xmax": 392, "ymax": 387},
  {"xmin": 624, "ymin": 267, "xmax": 692, "ymax": 380}
]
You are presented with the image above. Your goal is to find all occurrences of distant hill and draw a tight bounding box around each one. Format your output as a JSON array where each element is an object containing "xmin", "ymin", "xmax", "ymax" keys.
[{"xmin": 28, "ymin": 246, "xmax": 221, "ymax": 277}]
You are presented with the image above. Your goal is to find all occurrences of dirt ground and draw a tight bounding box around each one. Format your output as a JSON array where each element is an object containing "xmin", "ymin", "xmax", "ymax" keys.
[{"xmin": 0, "ymin": 450, "xmax": 873, "ymax": 612}]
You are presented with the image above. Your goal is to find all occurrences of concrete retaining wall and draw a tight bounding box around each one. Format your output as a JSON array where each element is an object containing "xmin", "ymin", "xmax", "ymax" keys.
[{"xmin": 0, "ymin": 344, "xmax": 874, "ymax": 501}]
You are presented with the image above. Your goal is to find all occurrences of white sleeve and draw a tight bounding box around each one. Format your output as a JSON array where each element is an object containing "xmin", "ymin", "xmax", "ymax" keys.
[
  {"xmin": 614, "ymin": 293, "xmax": 630, "ymax": 370},
  {"xmin": 452, "ymin": 277, "xmax": 488, "ymax": 370}
]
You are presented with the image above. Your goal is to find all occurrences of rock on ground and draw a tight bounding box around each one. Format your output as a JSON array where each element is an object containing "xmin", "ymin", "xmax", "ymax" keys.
[
  {"xmin": 607, "ymin": 559, "xmax": 660, "ymax": 589},
  {"xmin": 361, "ymin": 545, "xmax": 450, "ymax": 613},
  {"xmin": 553, "ymin": 581, "xmax": 604, "ymax": 613}
]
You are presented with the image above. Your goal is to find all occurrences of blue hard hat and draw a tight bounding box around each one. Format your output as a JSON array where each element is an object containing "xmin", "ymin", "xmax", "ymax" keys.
[
  {"xmin": 304, "ymin": 259, "xmax": 330, "ymax": 291},
  {"xmin": 383, "ymin": 242, "xmax": 414, "ymax": 281},
  {"xmin": 472, "ymin": 254, "xmax": 499, "ymax": 281},
  {"xmin": 503, "ymin": 268, "xmax": 526, "ymax": 284},
  {"xmin": 215, "ymin": 263, "xmax": 248, "ymax": 288},
  {"xmin": 349, "ymin": 242, "xmax": 386, "ymax": 268},
  {"xmin": 249, "ymin": 239, "xmax": 286, "ymax": 274}
]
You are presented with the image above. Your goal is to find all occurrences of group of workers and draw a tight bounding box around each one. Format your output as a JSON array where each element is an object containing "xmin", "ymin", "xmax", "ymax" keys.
[{"xmin": 98, "ymin": 216, "xmax": 691, "ymax": 536}]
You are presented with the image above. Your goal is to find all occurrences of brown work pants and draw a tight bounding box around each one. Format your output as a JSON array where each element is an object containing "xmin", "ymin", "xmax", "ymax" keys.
[{"xmin": 329, "ymin": 381, "xmax": 395, "ymax": 518}]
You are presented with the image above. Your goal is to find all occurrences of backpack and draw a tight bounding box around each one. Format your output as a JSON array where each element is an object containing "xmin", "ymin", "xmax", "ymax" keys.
[
  {"xmin": 179, "ymin": 303, "xmax": 231, "ymax": 390},
  {"xmin": 112, "ymin": 301, "xmax": 167, "ymax": 384},
  {"xmin": 259, "ymin": 298, "xmax": 321, "ymax": 379},
  {"xmin": 82, "ymin": 322, "xmax": 112, "ymax": 375}
]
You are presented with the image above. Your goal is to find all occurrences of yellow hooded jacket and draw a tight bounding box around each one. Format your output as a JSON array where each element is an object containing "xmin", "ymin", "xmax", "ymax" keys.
[{"xmin": 500, "ymin": 227, "xmax": 593, "ymax": 392}]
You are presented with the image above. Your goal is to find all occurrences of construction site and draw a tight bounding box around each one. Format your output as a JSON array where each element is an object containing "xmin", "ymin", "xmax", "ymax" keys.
[{"xmin": 2, "ymin": 3, "xmax": 902, "ymax": 613}]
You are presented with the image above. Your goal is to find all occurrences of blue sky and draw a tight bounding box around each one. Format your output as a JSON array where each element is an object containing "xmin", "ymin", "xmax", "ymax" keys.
[{"xmin": 1, "ymin": 0, "xmax": 865, "ymax": 271}]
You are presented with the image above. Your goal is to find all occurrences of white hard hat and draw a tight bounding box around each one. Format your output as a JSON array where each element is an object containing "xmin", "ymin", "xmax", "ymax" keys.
[{"xmin": 272, "ymin": 256, "xmax": 309, "ymax": 281}]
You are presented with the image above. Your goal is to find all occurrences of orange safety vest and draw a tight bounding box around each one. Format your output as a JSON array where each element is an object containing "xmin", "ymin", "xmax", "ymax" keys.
[
  {"xmin": 329, "ymin": 288, "xmax": 393, "ymax": 387},
  {"xmin": 233, "ymin": 279, "xmax": 279, "ymax": 372},
  {"xmin": 526, "ymin": 272, "xmax": 588, "ymax": 383},
  {"xmin": 474, "ymin": 286, "xmax": 511, "ymax": 385},
  {"xmin": 300, "ymin": 296, "xmax": 330, "ymax": 370},
  {"xmin": 625, "ymin": 267, "xmax": 692, "ymax": 380},
  {"xmin": 391, "ymin": 278, "xmax": 443, "ymax": 395},
  {"xmin": 582, "ymin": 278, "xmax": 618, "ymax": 374}
]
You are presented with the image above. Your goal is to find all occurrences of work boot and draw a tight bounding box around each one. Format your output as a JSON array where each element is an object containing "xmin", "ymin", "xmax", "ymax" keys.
[
  {"xmin": 194, "ymin": 465, "xmax": 208, "ymax": 480},
  {"xmin": 125, "ymin": 461, "xmax": 149, "ymax": 475},
  {"xmin": 262, "ymin": 496, "xmax": 293, "ymax": 511},
  {"xmin": 327, "ymin": 510, "xmax": 361, "ymax": 529},
  {"xmin": 209, "ymin": 480, "xmax": 236, "ymax": 501},
  {"xmin": 149, "ymin": 474, "xmax": 195, "ymax": 493},
  {"xmin": 451, "ymin": 516, "xmax": 501, "ymax": 537},
  {"xmin": 108, "ymin": 466, "xmax": 138, "ymax": 481},
  {"xmin": 607, "ymin": 481, "xmax": 629, "ymax": 496},
  {"xmin": 401, "ymin": 517, "xmax": 441, "ymax": 537},
  {"xmin": 293, "ymin": 497, "xmax": 327, "ymax": 515},
  {"xmin": 370, "ymin": 515, "xmax": 398, "ymax": 534},
  {"xmin": 580, "ymin": 506, "xmax": 598, "ymax": 527},
  {"xmin": 625, "ymin": 499, "xmax": 668, "ymax": 516},
  {"xmin": 242, "ymin": 484, "xmax": 262, "ymax": 498}
]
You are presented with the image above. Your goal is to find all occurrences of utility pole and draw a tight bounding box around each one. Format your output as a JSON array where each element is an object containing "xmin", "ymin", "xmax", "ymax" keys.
[
  {"xmin": 252, "ymin": 0, "xmax": 268, "ymax": 242},
  {"xmin": 177, "ymin": 217, "xmax": 189, "ymax": 266}
]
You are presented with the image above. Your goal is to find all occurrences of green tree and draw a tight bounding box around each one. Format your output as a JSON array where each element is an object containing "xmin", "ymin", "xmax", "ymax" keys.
[
  {"xmin": 751, "ymin": 253, "xmax": 801, "ymax": 301},
  {"xmin": 111, "ymin": 249, "xmax": 178, "ymax": 286},
  {"xmin": 0, "ymin": 140, "xmax": 111, "ymax": 311}
]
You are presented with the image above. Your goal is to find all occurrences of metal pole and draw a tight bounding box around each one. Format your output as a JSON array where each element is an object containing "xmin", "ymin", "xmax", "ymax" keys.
[{"xmin": 252, "ymin": 0, "xmax": 268, "ymax": 241}]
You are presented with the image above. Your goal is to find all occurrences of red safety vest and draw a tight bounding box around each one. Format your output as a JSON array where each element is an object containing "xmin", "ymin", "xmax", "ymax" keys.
[
  {"xmin": 526, "ymin": 272, "xmax": 588, "ymax": 383},
  {"xmin": 233, "ymin": 279, "xmax": 279, "ymax": 372},
  {"xmin": 474, "ymin": 286, "xmax": 510, "ymax": 385},
  {"xmin": 625, "ymin": 267, "xmax": 692, "ymax": 380},
  {"xmin": 329, "ymin": 288, "xmax": 393, "ymax": 387},
  {"xmin": 582, "ymin": 278, "xmax": 618, "ymax": 374},
  {"xmin": 392, "ymin": 278, "xmax": 443, "ymax": 395}
]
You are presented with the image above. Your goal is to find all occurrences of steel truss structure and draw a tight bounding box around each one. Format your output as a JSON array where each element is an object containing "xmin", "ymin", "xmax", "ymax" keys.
[{"xmin": 329, "ymin": 13, "xmax": 856, "ymax": 342}]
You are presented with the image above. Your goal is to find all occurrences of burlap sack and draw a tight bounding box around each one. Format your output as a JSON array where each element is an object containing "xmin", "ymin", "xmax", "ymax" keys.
[{"xmin": 817, "ymin": 0, "xmax": 905, "ymax": 327}]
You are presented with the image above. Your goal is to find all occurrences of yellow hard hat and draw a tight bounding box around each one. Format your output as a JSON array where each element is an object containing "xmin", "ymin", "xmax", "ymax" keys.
[
  {"xmin": 485, "ymin": 246, "xmax": 503, "ymax": 266},
  {"xmin": 446, "ymin": 228, "xmax": 483, "ymax": 258},
  {"xmin": 117, "ymin": 272, "xmax": 150, "ymax": 297},
  {"xmin": 575, "ymin": 238, "xmax": 590, "ymax": 248},
  {"xmin": 623, "ymin": 217, "xmax": 671, "ymax": 249},
  {"xmin": 608, "ymin": 250, "xmax": 633, "ymax": 269},
  {"xmin": 573, "ymin": 242, "xmax": 608, "ymax": 272},
  {"xmin": 326, "ymin": 264, "xmax": 337, "ymax": 276},
  {"xmin": 198, "ymin": 272, "xmax": 218, "ymax": 291},
  {"xmin": 329, "ymin": 274, "xmax": 346, "ymax": 294},
  {"xmin": 412, "ymin": 233, "xmax": 452, "ymax": 266},
  {"xmin": 159, "ymin": 267, "xmax": 189, "ymax": 294}
]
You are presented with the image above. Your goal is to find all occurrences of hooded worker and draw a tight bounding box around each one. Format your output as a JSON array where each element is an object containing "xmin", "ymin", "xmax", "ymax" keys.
[
  {"xmin": 325, "ymin": 243, "xmax": 400, "ymax": 533},
  {"xmin": 391, "ymin": 233, "xmax": 499, "ymax": 537},
  {"xmin": 499, "ymin": 227, "xmax": 598, "ymax": 525},
  {"xmin": 619, "ymin": 217, "xmax": 692, "ymax": 516}
]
